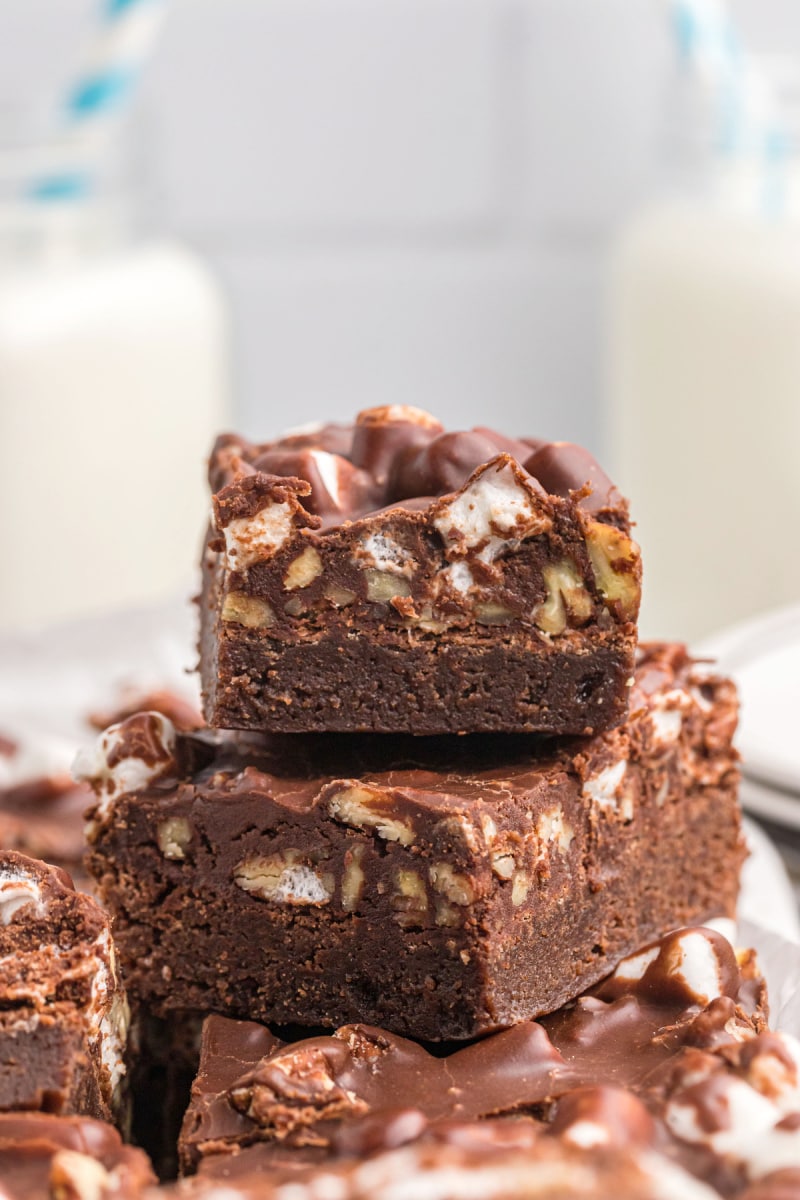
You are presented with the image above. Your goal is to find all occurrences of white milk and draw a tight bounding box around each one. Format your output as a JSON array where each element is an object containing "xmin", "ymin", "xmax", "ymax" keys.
[
  {"xmin": 608, "ymin": 181, "xmax": 800, "ymax": 643},
  {"xmin": 0, "ymin": 205, "xmax": 230, "ymax": 629}
]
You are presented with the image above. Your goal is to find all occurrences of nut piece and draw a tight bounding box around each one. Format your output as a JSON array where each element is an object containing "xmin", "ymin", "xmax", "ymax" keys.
[
  {"xmin": 324, "ymin": 583, "xmax": 357, "ymax": 608},
  {"xmin": 583, "ymin": 519, "xmax": 641, "ymax": 623},
  {"xmin": 157, "ymin": 817, "xmax": 192, "ymax": 860},
  {"xmin": 283, "ymin": 546, "xmax": 323, "ymax": 591},
  {"xmin": 490, "ymin": 850, "xmax": 516, "ymax": 880},
  {"xmin": 327, "ymin": 786, "xmax": 415, "ymax": 845},
  {"xmin": 392, "ymin": 868, "xmax": 429, "ymax": 928},
  {"xmin": 434, "ymin": 899, "xmax": 461, "ymax": 927},
  {"xmin": 365, "ymin": 569, "xmax": 412, "ymax": 603},
  {"xmin": 222, "ymin": 592, "xmax": 275, "ymax": 628},
  {"xmin": 234, "ymin": 850, "xmax": 333, "ymax": 905},
  {"xmin": 511, "ymin": 870, "xmax": 531, "ymax": 907},
  {"xmin": 341, "ymin": 845, "xmax": 365, "ymax": 912},
  {"xmin": 475, "ymin": 601, "xmax": 515, "ymax": 626},
  {"xmin": 50, "ymin": 1151, "xmax": 114, "ymax": 1199},
  {"xmin": 429, "ymin": 863, "xmax": 475, "ymax": 906},
  {"xmin": 537, "ymin": 807, "xmax": 574, "ymax": 854},
  {"xmin": 534, "ymin": 561, "xmax": 593, "ymax": 636}
]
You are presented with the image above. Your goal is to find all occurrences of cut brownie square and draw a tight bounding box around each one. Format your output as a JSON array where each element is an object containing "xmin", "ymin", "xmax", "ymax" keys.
[
  {"xmin": 80, "ymin": 644, "xmax": 744, "ymax": 1041},
  {"xmin": 199, "ymin": 406, "xmax": 641, "ymax": 734},
  {"xmin": 0, "ymin": 853, "xmax": 129, "ymax": 1121}
]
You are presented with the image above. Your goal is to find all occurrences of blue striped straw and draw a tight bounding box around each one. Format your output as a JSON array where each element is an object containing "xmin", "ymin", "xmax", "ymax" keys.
[
  {"xmin": 28, "ymin": 0, "xmax": 169, "ymax": 201},
  {"xmin": 670, "ymin": 0, "xmax": 788, "ymax": 214}
]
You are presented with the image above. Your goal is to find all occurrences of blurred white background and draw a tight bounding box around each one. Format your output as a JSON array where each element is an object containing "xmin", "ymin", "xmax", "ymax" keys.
[
  {"xmin": 0, "ymin": 0, "xmax": 797, "ymax": 635},
  {"xmin": 1, "ymin": 0, "xmax": 792, "ymax": 454}
]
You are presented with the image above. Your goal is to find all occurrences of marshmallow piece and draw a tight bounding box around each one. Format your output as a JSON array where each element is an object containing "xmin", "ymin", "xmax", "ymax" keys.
[
  {"xmin": 0, "ymin": 866, "xmax": 43, "ymax": 925},
  {"xmin": 73, "ymin": 712, "xmax": 177, "ymax": 821},
  {"xmin": 433, "ymin": 456, "xmax": 552, "ymax": 563},
  {"xmin": 359, "ymin": 533, "xmax": 414, "ymax": 577},
  {"xmin": 223, "ymin": 500, "xmax": 296, "ymax": 571}
]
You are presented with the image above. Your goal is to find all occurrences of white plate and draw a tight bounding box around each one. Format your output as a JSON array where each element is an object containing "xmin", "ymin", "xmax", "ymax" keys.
[{"xmin": 699, "ymin": 604, "xmax": 800, "ymax": 801}]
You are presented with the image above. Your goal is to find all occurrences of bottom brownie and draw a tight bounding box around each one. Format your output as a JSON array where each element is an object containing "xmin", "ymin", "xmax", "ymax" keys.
[
  {"xmin": 173, "ymin": 926, "xmax": 800, "ymax": 1200},
  {"xmin": 82, "ymin": 644, "xmax": 744, "ymax": 1041}
]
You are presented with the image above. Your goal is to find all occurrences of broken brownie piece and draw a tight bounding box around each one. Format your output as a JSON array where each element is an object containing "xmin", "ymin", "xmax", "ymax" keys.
[
  {"xmin": 200, "ymin": 406, "xmax": 641, "ymax": 734},
  {"xmin": 0, "ymin": 853, "xmax": 129, "ymax": 1121},
  {"xmin": 80, "ymin": 644, "xmax": 743, "ymax": 1041},
  {"xmin": 177, "ymin": 927, "xmax": 763, "ymax": 1176},
  {"xmin": 178, "ymin": 927, "xmax": 800, "ymax": 1199},
  {"xmin": 0, "ymin": 1112, "xmax": 154, "ymax": 1199}
]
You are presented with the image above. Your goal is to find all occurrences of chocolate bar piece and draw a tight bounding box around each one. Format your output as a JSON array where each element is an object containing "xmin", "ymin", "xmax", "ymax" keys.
[
  {"xmin": 177, "ymin": 927, "xmax": 763, "ymax": 1176},
  {"xmin": 0, "ymin": 853, "xmax": 129, "ymax": 1121},
  {"xmin": 81, "ymin": 644, "xmax": 743, "ymax": 1041},
  {"xmin": 0, "ymin": 1112, "xmax": 154, "ymax": 1200},
  {"xmin": 200, "ymin": 407, "xmax": 641, "ymax": 734}
]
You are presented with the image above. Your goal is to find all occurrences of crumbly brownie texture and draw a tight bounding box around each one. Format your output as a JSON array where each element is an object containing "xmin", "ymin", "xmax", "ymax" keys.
[
  {"xmin": 178, "ymin": 928, "xmax": 767, "ymax": 1178},
  {"xmin": 200, "ymin": 406, "xmax": 642, "ymax": 734},
  {"xmin": 81, "ymin": 644, "xmax": 743, "ymax": 1041},
  {"xmin": 0, "ymin": 853, "xmax": 129, "ymax": 1121},
  {"xmin": 0, "ymin": 1112, "xmax": 155, "ymax": 1200}
]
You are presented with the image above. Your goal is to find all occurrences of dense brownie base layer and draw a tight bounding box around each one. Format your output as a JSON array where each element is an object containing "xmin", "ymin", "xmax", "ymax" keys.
[
  {"xmin": 203, "ymin": 625, "xmax": 634, "ymax": 734},
  {"xmin": 84, "ymin": 645, "xmax": 744, "ymax": 1042}
]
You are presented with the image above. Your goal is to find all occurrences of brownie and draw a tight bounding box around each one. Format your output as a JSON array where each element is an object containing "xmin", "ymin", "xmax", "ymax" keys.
[
  {"xmin": 0, "ymin": 853, "xmax": 129, "ymax": 1122},
  {"xmin": 0, "ymin": 1112, "xmax": 154, "ymax": 1199},
  {"xmin": 177, "ymin": 927, "xmax": 765, "ymax": 1177},
  {"xmin": 199, "ymin": 406, "xmax": 642, "ymax": 734},
  {"xmin": 168, "ymin": 918, "xmax": 793, "ymax": 1199},
  {"xmin": 80, "ymin": 644, "xmax": 743, "ymax": 1041}
]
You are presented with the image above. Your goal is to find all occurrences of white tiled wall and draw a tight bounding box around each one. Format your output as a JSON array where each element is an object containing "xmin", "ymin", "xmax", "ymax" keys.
[{"xmin": 0, "ymin": 0, "xmax": 791, "ymax": 450}]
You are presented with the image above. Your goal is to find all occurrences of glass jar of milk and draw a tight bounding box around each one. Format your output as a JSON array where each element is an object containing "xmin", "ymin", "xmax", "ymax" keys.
[
  {"xmin": 0, "ymin": 123, "xmax": 230, "ymax": 629},
  {"xmin": 608, "ymin": 110, "xmax": 800, "ymax": 643}
]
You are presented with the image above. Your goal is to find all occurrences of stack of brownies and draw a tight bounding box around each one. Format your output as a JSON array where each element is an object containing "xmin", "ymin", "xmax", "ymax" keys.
[{"xmin": 9, "ymin": 404, "xmax": 793, "ymax": 1200}]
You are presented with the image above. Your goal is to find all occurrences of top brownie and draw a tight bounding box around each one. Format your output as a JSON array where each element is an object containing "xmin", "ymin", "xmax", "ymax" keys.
[{"xmin": 200, "ymin": 406, "xmax": 642, "ymax": 734}]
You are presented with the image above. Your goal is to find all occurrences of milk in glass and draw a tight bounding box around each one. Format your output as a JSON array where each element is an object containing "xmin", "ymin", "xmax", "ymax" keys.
[
  {"xmin": 609, "ymin": 161, "xmax": 800, "ymax": 642},
  {"xmin": 0, "ymin": 135, "xmax": 230, "ymax": 628}
]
